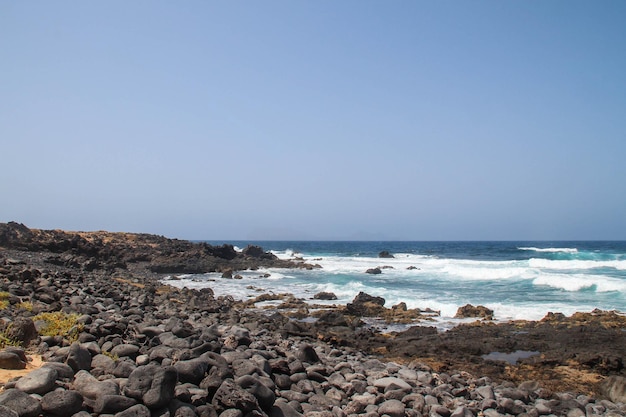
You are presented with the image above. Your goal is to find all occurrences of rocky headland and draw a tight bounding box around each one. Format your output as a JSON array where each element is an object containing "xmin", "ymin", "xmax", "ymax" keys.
[{"xmin": 1, "ymin": 221, "xmax": 626, "ymax": 417}]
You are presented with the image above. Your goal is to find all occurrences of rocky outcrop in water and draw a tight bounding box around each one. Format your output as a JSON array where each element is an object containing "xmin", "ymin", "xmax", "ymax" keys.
[{"xmin": 454, "ymin": 304, "xmax": 494, "ymax": 319}]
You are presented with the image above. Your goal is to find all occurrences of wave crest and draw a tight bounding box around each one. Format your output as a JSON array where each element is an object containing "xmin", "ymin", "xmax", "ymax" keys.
[
  {"xmin": 533, "ymin": 273, "xmax": 626, "ymax": 292},
  {"xmin": 519, "ymin": 247, "xmax": 578, "ymax": 253},
  {"xmin": 529, "ymin": 258, "xmax": 626, "ymax": 271}
]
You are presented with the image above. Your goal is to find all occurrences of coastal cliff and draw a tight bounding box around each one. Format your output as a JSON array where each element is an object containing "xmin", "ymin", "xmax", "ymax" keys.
[{"xmin": 0, "ymin": 221, "xmax": 313, "ymax": 274}]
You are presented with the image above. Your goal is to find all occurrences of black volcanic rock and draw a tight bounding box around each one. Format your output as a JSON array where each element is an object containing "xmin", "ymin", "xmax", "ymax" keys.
[
  {"xmin": 313, "ymin": 291, "xmax": 338, "ymax": 300},
  {"xmin": 346, "ymin": 292, "xmax": 386, "ymax": 317},
  {"xmin": 242, "ymin": 245, "xmax": 273, "ymax": 259},
  {"xmin": 0, "ymin": 222, "xmax": 312, "ymax": 275},
  {"xmin": 454, "ymin": 304, "xmax": 494, "ymax": 319},
  {"xmin": 205, "ymin": 243, "xmax": 238, "ymax": 260}
]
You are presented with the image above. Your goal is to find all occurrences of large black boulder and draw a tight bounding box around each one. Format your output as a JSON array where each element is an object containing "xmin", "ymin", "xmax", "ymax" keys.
[
  {"xmin": 242, "ymin": 245, "xmax": 275, "ymax": 259},
  {"xmin": 207, "ymin": 244, "xmax": 238, "ymax": 260},
  {"xmin": 0, "ymin": 389, "xmax": 42, "ymax": 417},
  {"xmin": 346, "ymin": 292, "xmax": 386, "ymax": 317},
  {"xmin": 125, "ymin": 365, "xmax": 178, "ymax": 409}
]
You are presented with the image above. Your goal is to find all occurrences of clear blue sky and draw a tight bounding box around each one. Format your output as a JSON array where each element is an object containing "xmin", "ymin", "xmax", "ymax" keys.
[{"xmin": 2, "ymin": 1, "xmax": 625, "ymax": 240}]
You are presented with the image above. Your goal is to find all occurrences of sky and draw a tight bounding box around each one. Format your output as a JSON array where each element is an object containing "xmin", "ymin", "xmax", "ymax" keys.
[{"xmin": 1, "ymin": 1, "xmax": 625, "ymax": 241}]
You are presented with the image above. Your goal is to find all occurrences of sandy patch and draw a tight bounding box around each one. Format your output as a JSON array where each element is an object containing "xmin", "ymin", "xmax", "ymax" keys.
[{"xmin": 0, "ymin": 354, "xmax": 44, "ymax": 386}]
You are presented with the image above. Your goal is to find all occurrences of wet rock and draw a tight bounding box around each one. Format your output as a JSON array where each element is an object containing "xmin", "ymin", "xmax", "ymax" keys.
[
  {"xmin": 316, "ymin": 311, "xmax": 349, "ymax": 327},
  {"xmin": 365, "ymin": 267, "xmax": 382, "ymax": 274},
  {"xmin": 313, "ymin": 292, "xmax": 338, "ymax": 300},
  {"xmin": 379, "ymin": 251, "xmax": 395, "ymax": 258},
  {"xmin": 242, "ymin": 245, "xmax": 271, "ymax": 258},
  {"xmin": 454, "ymin": 304, "xmax": 494, "ymax": 319},
  {"xmin": 346, "ymin": 292, "xmax": 386, "ymax": 317}
]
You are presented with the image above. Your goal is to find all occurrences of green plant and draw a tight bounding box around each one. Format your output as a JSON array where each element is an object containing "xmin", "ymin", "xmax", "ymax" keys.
[
  {"xmin": 0, "ymin": 292, "xmax": 10, "ymax": 310},
  {"xmin": 102, "ymin": 350, "xmax": 119, "ymax": 361},
  {"xmin": 0, "ymin": 324, "xmax": 21, "ymax": 348},
  {"xmin": 33, "ymin": 311, "xmax": 84, "ymax": 343},
  {"xmin": 17, "ymin": 301, "xmax": 33, "ymax": 312}
]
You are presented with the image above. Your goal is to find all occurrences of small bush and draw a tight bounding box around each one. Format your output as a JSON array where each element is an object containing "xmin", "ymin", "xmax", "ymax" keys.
[
  {"xmin": 17, "ymin": 301, "xmax": 33, "ymax": 312},
  {"xmin": 33, "ymin": 311, "xmax": 84, "ymax": 343},
  {"xmin": 0, "ymin": 325, "xmax": 20, "ymax": 348},
  {"xmin": 0, "ymin": 292, "xmax": 10, "ymax": 310},
  {"xmin": 102, "ymin": 350, "xmax": 119, "ymax": 361}
]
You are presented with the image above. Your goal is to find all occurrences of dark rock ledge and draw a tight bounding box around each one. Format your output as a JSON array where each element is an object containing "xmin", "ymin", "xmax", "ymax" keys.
[{"xmin": 1, "ymin": 222, "xmax": 626, "ymax": 417}]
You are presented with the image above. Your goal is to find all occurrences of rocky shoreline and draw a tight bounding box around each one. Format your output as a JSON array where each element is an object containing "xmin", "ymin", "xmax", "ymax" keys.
[{"xmin": 1, "ymin": 222, "xmax": 626, "ymax": 417}]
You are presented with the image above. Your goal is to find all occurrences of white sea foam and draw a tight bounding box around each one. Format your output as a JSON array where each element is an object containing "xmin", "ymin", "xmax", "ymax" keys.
[
  {"xmin": 439, "ymin": 261, "xmax": 531, "ymax": 281},
  {"xmin": 311, "ymin": 254, "xmax": 530, "ymax": 282},
  {"xmin": 314, "ymin": 281, "xmax": 367, "ymax": 299},
  {"xmin": 407, "ymin": 259, "xmax": 524, "ymax": 281},
  {"xmin": 519, "ymin": 247, "xmax": 578, "ymax": 253},
  {"xmin": 529, "ymin": 258, "xmax": 626, "ymax": 271},
  {"xmin": 270, "ymin": 249, "xmax": 302, "ymax": 260},
  {"xmin": 532, "ymin": 273, "xmax": 626, "ymax": 292}
]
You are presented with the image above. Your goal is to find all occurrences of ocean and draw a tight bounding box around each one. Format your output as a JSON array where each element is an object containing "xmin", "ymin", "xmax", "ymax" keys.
[{"xmin": 163, "ymin": 241, "xmax": 626, "ymax": 329}]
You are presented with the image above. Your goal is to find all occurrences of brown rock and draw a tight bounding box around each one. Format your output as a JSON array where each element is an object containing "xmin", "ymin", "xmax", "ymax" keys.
[{"xmin": 454, "ymin": 304, "xmax": 494, "ymax": 319}]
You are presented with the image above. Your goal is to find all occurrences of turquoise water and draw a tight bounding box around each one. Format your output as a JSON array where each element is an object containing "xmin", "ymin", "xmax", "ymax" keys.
[{"xmin": 165, "ymin": 241, "xmax": 626, "ymax": 324}]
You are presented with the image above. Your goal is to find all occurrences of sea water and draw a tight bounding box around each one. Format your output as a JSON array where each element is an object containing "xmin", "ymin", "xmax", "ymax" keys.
[{"xmin": 163, "ymin": 241, "xmax": 626, "ymax": 328}]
